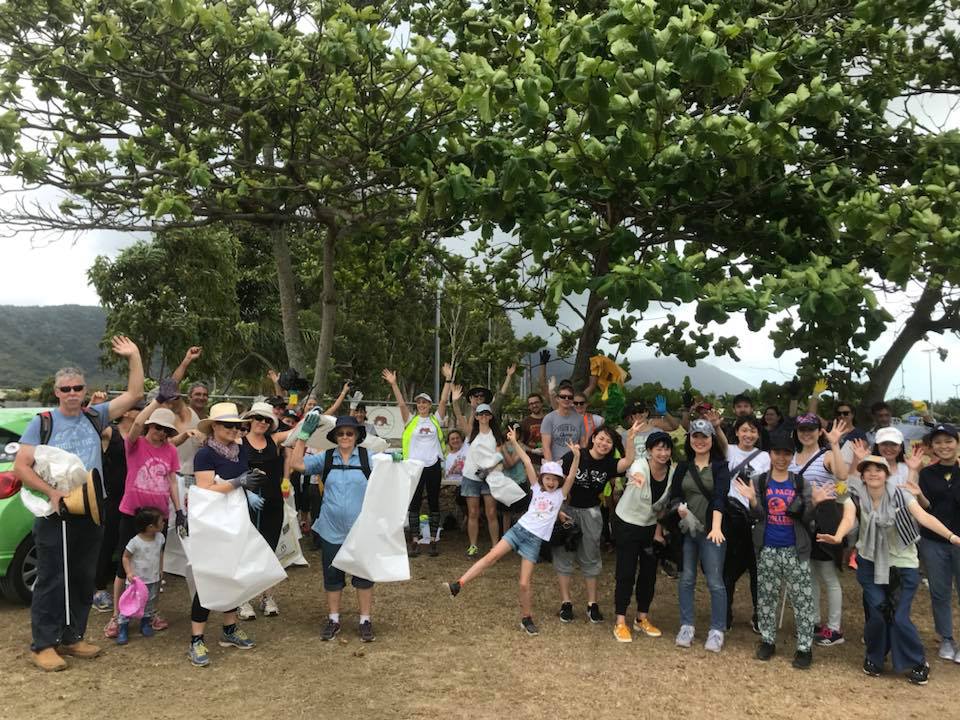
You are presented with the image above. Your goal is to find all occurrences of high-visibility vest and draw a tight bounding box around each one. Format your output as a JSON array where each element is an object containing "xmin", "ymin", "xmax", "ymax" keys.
[{"xmin": 401, "ymin": 414, "xmax": 444, "ymax": 460}]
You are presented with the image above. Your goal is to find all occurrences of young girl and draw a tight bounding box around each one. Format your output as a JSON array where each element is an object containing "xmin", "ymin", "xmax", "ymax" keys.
[
  {"xmin": 444, "ymin": 433, "xmax": 579, "ymax": 635},
  {"xmin": 116, "ymin": 506, "xmax": 166, "ymax": 645},
  {"xmin": 460, "ymin": 403, "xmax": 504, "ymax": 557}
]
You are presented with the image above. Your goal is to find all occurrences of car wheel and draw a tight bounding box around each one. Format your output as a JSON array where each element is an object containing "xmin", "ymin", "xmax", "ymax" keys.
[{"xmin": 0, "ymin": 536, "xmax": 37, "ymax": 604}]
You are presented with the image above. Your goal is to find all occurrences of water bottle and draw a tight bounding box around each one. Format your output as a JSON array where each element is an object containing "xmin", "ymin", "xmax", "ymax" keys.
[{"xmin": 419, "ymin": 514, "xmax": 430, "ymax": 541}]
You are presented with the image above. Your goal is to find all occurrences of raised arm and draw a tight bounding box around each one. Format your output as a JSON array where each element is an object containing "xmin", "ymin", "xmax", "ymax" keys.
[
  {"xmin": 323, "ymin": 382, "xmax": 351, "ymax": 415},
  {"xmin": 438, "ymin": 363, "xmax": 453, "ymax": 420},
  {"xmin": 382, "ymin": 369, "xmax": 410, "ymax": 424},
  {"xmin": 506, "ymin": 428, "xmax": 537, "ymax": 485},
  {"xmin": 171, "ymin": 346, "xmax": 202, "ymax": 383},
  {"xmin": 129, "ymin": 398, "xmax": 161, "ymax": 443},
  {"xmin": 616, "ymin": 420, "xmax": 641, "ymax": 473},
  {"xmin": 560, "ymin": 442, "xmax": 581, "ymax": 499},
  {"xmin": 267, "ymin": 369, "xmax": 286, "ymax": 399},
  {"xmin": 823, "ymin": 419, "xmax": 850, "ymax": 481},
  {"xmin": 107, "ymin": 336, "xmax": 145, "ymax": 420}
]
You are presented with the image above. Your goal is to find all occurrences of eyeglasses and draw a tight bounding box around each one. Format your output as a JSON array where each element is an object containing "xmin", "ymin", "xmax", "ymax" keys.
[
  {"xmin": 335, "ymin": 430, "xmax": 356, "ymax": 438},
  {"xmin": 558, "ymin": 394, "xmax": 574, "ymax": 400},
  {"xmin": 58, "ymin": 385, "xmax": 85, "ymax": 393},
  {"xmin": 573, "ymin": 401, "xmax": 586, "ymax": 406}
]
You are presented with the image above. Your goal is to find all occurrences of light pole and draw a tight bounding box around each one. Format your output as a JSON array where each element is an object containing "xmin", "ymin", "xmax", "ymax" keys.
[{"xmin": 922, "ymin": 348, "xmax": 936, "ymax": 409}]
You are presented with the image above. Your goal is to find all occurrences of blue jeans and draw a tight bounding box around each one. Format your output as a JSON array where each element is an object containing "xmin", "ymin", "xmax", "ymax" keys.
[
  {"xmin": 679, "ymin": 532, "xmax": 727, "ymax": 631},
  {"xmin": 856, "ymin": 558, "xmax": 925, "ymax": 672},
  {"xmin": 918, "ymin": 538, "xmax": 960, "ymax": 641}
]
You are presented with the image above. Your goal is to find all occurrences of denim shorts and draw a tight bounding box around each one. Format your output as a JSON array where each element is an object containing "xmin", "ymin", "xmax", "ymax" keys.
[
  {"xmin": 320, "ymin": 538, "xmax": 374, "ymax": 591},
  {"xmin": 503, "ymin": 524, "xmax": 542, "ymax": 564},
  {"xmin": 460, "ymin": 476, "xmax": 491, "ymax": 497}
]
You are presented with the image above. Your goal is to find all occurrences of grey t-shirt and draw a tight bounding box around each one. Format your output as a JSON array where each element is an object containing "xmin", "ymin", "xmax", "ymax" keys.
[
  {"xmin": 540, "ymin": 410, "xmax": 583, "ymax": 462},
  {"xmin": 125, "ymin": 533, "xmax": 165, "ymax": 583}
]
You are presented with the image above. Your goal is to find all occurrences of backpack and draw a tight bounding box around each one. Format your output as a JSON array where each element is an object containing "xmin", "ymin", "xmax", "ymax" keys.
[
  {"xmin": 320, "ymin": 446, "xmax": 372, "ymax": 483},
  {"xmin": 38, "ymin": 407, "xmax": 105, "ymax": 446}
]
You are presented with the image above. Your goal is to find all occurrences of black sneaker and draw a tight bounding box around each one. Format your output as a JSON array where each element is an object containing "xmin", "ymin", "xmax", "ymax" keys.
[
  {"xmin": 907, "ymin": 663, "xmax": 929, "ymax": 686},
  {"xmin": 444, "ymin": 581, "xmax": 461, "ymax": 598},
  {"xmin": 559, "ymin": 602, "xmax": 574, "ymax": 623},
  {"xmin": 863, "ymin": 659, "xmax": 882, "ymax": 677},
  {"xmin": 755, "ymin": 642, "xmax": 776, "ymax": 661},
  {"xmin": 661, "ymin": 559, "xmax": 679, "ymax": 578},
  {"xmin": 429, "ymin": 541, "xmax": 440, "ymax": 557},
  {"xmin": 587, "ymin": 603, "xmax": 603, "ymax": 624},
  {"xmin": 359, "ymin": 620, "xmax": 375, "ymax": 643},
  {"xmin": 792, "ymin": 650, "xmax": 813, "ymax": 670},
  {"xmin": 520, "ymin": 617, "xmax": 539, "ymax": 636},
  {"xmin": 320, "ymin": 619, "xmax": 341, "ymax": 641}
]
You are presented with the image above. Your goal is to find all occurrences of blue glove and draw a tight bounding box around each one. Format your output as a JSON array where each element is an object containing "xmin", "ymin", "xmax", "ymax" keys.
[
  {"xmin": 654, "ymin": 395, "xmax": 667, "ymax": 415},
  {"xmin": 298, "ymin": 410, "xmax": 321, "ymax": 440},
  {"xmin": 246, "ymin": 491, "xmax": 264, "ymax": 512}
]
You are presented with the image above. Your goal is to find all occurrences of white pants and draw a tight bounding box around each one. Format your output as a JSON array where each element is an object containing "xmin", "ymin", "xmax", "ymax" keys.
[{"xmin": 811, "ymin": 559, "xmax": 842, "ymax": 631}]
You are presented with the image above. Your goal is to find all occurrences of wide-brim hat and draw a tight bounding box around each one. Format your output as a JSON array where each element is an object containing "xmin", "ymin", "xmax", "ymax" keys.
[
  {"xmin": 467, "ymin": 386, "xmax": 493, "ymax": 404},
  {"xmin": 197, "ymin": 402, "xmax": 250, "ymax": 434},
  {"xmin": 242, "ymin": 401, "xmax": 279, "ymax": 432},
  {"xmin": 145, "ymin": 407, "xmax": 178, "ymax": 432},
  {"xmin": 325, "ymin": 415, "xmax": 367, "ymax": 445}
]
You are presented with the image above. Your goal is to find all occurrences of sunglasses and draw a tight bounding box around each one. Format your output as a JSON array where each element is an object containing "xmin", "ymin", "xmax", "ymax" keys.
[
  {"xmin": 835, "ymin": 410, "xmax": 852, "ymax": 416},
  {"xmin": 335, "ymin": 430, "xmax": 356, "ymax": 438},
  {"xmin": 251, "ymin": 416, "xmax": 272, "ymax": 423},
  {"xmin": 558, "ymin": 394, "xmax": 574, "ymax": 400},
  {"xmin": 573, "ymin": 401, "xmax": 586, "ymax": 406},
  {"xmin": 215, "ymin": 422, "xmax": 243, "ymax": 431},
  {"xmin": 149, "ymin": 425, "xmax": 176, "ymax": 437},
  {"xmin": 59, "ymin": 385, "xmax": 85, "ymax": 393}
]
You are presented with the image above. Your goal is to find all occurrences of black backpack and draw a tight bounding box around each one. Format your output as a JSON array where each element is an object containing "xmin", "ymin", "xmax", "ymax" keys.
[
  {"xmin": 38, "ymin": 407, "xmax": 105, "ymax": 445},
  {"xmin": 320, "ymin": 446, "xmax": 372, "ymax": 482}
]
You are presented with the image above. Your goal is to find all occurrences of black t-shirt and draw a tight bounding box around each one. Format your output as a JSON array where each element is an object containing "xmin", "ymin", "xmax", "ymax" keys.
[
  {"xmin": 102, "ymin": 425, "xmax": 127, "ymax": 503},
  {"xmin": 244, "ymin": 435, "xmax": 284, "ymax": 499},
  {"xmin": 918, "ymin": 463, "xmax": 960, "ymax": 542},
  {"xmin": 562, "ymin": 451, "xmax": 620, "ymax": 508}
]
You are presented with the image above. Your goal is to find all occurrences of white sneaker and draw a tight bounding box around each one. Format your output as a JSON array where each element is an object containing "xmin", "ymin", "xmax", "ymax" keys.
[
  {"xmin": 238, "ymin": 601, "xmax": 256, "ymax": 621},
  {"xmin": 260, "ymin": 595, "xmax": 279, "ymax": 617},
  {"xmin": 675, "ymin": 625, "xmax": 695, "ymax": 648},
  {"xmin": 705, "ymin": 629, "xmax": 725, "ymax": 653},
  {"xmin": 955, "ymin": 647, "xmax": 960, "ymax": 664},
  {"xmin": 938, "ymin": 638, "xmax": 956, "ymax": 660}
]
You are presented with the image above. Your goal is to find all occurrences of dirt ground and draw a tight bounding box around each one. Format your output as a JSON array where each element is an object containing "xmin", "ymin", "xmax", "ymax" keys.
[{"xmin": 0, "ymin": 530, "xmax": 957, "ymax": 720}]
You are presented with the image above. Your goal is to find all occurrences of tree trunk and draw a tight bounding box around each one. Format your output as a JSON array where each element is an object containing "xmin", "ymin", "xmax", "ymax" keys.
[
  {"xmin": 571, "ymin": 248, "xmax": 610, "ymax": 390},
  {"xmin": 271, "ymin": 223, "xmax": 306, "ymax": 372},
  {"xmin": 857, "ymin": 282, "xmax": 942, "ymax": 425},
  {"xmin": 312, "ymin": 224, "xmax": 338, "ymax": 395}
]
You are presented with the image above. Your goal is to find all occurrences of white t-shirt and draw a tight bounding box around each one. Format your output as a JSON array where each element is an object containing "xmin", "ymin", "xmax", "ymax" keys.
[
  {"xmin": 727, "ymin": 445, "xmax": 771, "ymax": 509},
  {"xmin": 443, "ymin": 443, "xmax": 469, "ymax": 486},
  {"xmin": 463, "ymin": 430, "xmax": 497, "ymax": 481},
  {"xmin": 406, "ymin": 415, "xmax": 443, "ymax": 465},
  {"xmin": 518, "ymin": 482, "xmax": 564, "ymax": 541},
  {"xmin": 125, "ymin": 533, "xmax": 165, "ymax": 583}
]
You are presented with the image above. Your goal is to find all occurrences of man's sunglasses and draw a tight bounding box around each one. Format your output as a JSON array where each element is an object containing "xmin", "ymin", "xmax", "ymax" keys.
[
  {"xmin": 59, "ymin": 385, "xmax": 85, "ymax": 393},
  {"xmin": 835, "ymin": 410, "xmax": 852, "ymax": 417},
  {"xmin": 557, "ymin": 394, "xmax": 574, "ymax": 400},
  {"xmin": 573, "ymin": 401, "xmax": 586, "ymax": 406}
]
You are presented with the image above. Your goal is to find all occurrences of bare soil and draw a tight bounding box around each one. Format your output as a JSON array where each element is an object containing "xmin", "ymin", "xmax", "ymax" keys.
[{"xmin": 0, "ymin": 531, "xmax": 956, "ymax": 720}]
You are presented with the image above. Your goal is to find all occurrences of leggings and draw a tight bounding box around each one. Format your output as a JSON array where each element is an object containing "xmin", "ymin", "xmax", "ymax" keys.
[
  {"xmin": 191, "ymin": 593, "xmax": 237, "ymax": 624},
  {"xmin": 723, "ymin": 512, "xmax": 758, "ymax": 626},
  {"xmin": 408, "ymin": 461, "xmax": 442, "ymax": 538},
  {"xmin": 95, "ymin": 499, "xmax": 122, "ymax": 590},
  {"xmin": 811, "ymin": 559, "xmax": 843, "ymax": 631},
  {"xmin": 249, "ymin": 495, "xmax": 284, "ymax": 551},
  {"xmin": 613, "ymin": 519, "xmax": 658, "ymax": 616}
]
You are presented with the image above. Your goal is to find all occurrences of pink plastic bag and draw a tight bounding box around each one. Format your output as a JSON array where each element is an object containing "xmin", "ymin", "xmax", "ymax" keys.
[{"xmin": 118, "ymin": 577, "xmax": 148, "ymax": 619}]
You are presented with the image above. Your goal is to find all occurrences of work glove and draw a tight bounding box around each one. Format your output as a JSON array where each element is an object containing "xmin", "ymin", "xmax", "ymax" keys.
[
  {"xmin": 298, "ymin": 410, "xmax": 322, "ymax": 441},
  {"xmin": 156, "ymin": 377, "xmax": 180, "ymax": 404},
  {"xmin": 654, "ymin": 395, "xmax": 668, "ymax": 415},
  {"xmin": 175, "ymin": 509, "xmax": 188, "ymax": 537},
  {"xmin": 246, "ymin": 491, "xmax": 265, "ymax": 512},
  {"xmin": 681, "ymin": 390, "xmax": 694, "ymax": 409},
  {"xmin": 227, "ymin": 468, "xmax": 268, "ymax": 491},
  {"xmin": 539, "ymin": 349, "xmax": 551, "ymax": 366}
]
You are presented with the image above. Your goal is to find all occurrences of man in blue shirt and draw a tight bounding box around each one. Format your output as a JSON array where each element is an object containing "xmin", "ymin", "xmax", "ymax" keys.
[{"xmin": 15, "ymin": 336, "xmax": 144, "ymax": 672}]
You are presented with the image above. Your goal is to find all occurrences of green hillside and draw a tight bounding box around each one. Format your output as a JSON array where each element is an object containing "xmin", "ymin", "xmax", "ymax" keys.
[{"xmin": 0, "ymin": 305, "xmax": 118, "ymax": 387}]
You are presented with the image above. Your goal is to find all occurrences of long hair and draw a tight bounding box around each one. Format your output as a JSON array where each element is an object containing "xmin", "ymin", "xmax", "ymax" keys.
[
  {"xmin": 470, "ymin": 413, "xmax": 504, "ymax": 445},
  {"xmin": 791, "ymin": 424, "xmax": 827, "ymax": 452},
  {"xmin": 684, "ymin": 432, "xmax": 725, "ymax": 464}
]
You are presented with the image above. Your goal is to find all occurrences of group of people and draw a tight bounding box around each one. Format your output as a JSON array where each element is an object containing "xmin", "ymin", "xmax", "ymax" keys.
[{"xmin": 13, "ymin": 344, "xmax": 960, "ymax": 688}]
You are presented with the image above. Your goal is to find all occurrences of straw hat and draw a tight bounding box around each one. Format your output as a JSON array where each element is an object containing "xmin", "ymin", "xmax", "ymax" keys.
[
  {"xmin": 197, "ymin": 402, "xmax": 249, "ymax": 434},
  {"xmin": 145, "ymin": 408, "xmax": 178, "ymax": 432},
  {"xmin": 242, "ymin": 401, "xmax": 279, "ymax": 432}
]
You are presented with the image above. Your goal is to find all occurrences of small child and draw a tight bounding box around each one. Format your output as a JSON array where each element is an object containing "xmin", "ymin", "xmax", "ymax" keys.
[
  {"xmin": 117, "ymin": 506, "xmax": 166, "ymax": 645},
  {"xmin": 444, "ymin": 432, "xmax": 579, "ymax": 635}
]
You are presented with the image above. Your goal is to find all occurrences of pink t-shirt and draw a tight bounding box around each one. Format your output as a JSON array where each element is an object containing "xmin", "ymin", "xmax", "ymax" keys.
[{"xmin": 119, "ymin": 436, "xmax": 180, "ymax": 517}]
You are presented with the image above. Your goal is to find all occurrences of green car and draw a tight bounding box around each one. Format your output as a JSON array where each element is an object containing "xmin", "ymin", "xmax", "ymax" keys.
[{"xmin": 0, "ymin": 407, "xmax": 49, "ymax": 603}]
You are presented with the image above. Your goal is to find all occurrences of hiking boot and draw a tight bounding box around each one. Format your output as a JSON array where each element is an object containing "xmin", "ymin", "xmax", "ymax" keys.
[
  {"xmin": 150, "ymin": 614, "xmax": 169, "ymax": 631},
  {"xmin": 520, "ymin": 617, "xmax": 539, "ymax": 636},
  {"xmin": 587, "ymin": 603, "xmax": 603, "ymax": 624},
  {"xmin": 320, "ymin": 619, "xmax": 341, "ymax": 641},
  {"xmin": 238, "ymin": 601, "xmax": 256, "ymax": 621},
  {"xmin": 862, "ymin": 659, "xmax": 882, "ymax": 677},
  {"xmin": 444, "ymin": 581, "xmax": 461, "ymax": 598},
  {"xmin": 792, "ymin": 650, "xmax": 813, "ymax": 670},
  {"xmin": 116, "ymin": 622, "xmax": 129, "ymax": 645},
  {"xmin": 466, "ymin": 544, "xmax": 479, "ymax": 558},
  {"xmin": 613, "ymin": 622, "xmax": 632, "ymax": 643},
  {"xmin": 188, "ymin": 639, "xmax": 210, "ymax": 667},
  {"xmin": 103, "ymin": 616, "xmax": 119, "ymax": 639},
  {"xmin": 140, "ymin": 618, "xmax": 154, "ymax": 637},
  {"xmin": 704, "ymin": 629, "xmax": 724, "ymax": 653},
  {"xmin": 675, "ymin": 625, "xmax": 695, "ymax": 648},
  {"xmin": 57, "ymin": 640, "xmax": 101, "ymax": 659},
  {"xmin": 359, "ymin": 620, "xmax": 375, "ymax": 643},
  {"xmin": 260, "ymin": 595, "xmax": 280, "ymax": 617},
  {"xmin": 907, "ymin": 663, "xmax": 929, "ymax": 685},
  {"xmin": 92, "ymin": 590, "xmax": 113, "ymax": 613},
  {"xmin": 817, "ymin": 628, "xmax": 844, "ymax": 646},
  {"xmin": 938, "ymin": 638, "xmax": 956, "ymax": 660},
  {"xmin": 31, "ymin": 647, "xmax": 67, "ymax": 672},
  {"xmin": 558, "ymin": 602, "xmax": 574, "ymax": 623},
  {"xmin": 429, "ymin": 541, "xmax": 440, "ymax": 557},
  {"xmin": 219, "ymin": 627, "xmax": 255, "ymax": 649},
  {"xmin": 755, "ymin": 642, "xmax": 776, "ymax": 661},
  {"xmin": 633, "ymin": 616, "xmax": 662, "ymax": 638}
]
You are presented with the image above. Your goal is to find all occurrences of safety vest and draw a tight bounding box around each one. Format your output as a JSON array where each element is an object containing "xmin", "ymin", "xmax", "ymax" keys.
[{"xmin": 401, "ymin": 414, "xmax": 444, "ymax": 460}]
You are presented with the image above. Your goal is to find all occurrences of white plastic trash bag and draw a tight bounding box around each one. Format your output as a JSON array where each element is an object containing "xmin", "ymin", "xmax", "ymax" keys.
[
  {"xmin": 332, "ymin": 454, "xmax": 423, "ymax": 582},
  {"xmin": 21, "ymin": 446, "xmax": 90, "ymax": 517},
  {"xmin": 182, "ymin": 485, "xmax": 287, "ymax": 611},
  {"xmin": 162, "ymin": 475, "xmax": 190, "ymax": 576},
  {"xmin": 485, "ymin": 470, "xmax": 527, "ymax": 506},
  {"xmin": 275, "ymin": 496, "xmax": 308, "ymax": 568}
]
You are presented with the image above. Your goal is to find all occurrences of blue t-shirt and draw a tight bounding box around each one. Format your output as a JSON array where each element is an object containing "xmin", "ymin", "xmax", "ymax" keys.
[
  {"xmin": 193, "ymin": 445, "xmax": 249, "ymax": 481},
  {"xmin": 304, "ymin": 448, "xmax": 368, "ymax": 545},
  {"xmin": 20, "ymin": 403, "xmax": 111, "ymax": 477},
  {"xmin": 763, "ymin": 477, "xmax": 797, "ymax": 548}
]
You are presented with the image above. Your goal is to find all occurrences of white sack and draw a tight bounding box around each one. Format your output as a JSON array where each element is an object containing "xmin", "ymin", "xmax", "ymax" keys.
[
  {"xmin": 275, "ymin": 496, "xmax": 308, "ymax": 567},
  {"xmin": 21, "ymin": 446, "xmax": 90, "ymax": 517},
  {"xmin": 485, "ymin": 470, "xmax": 527, "ymax": 506}
]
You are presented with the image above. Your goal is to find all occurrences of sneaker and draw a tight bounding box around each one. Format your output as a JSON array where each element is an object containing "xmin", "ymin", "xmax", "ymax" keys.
[
  {"xmin": 92, "ymin": 590, "xmax": 113, "ymax": 613},
  {"xmin": 755, "ymin": 642, "xmax": 776, "ymax": 661},
  {"xmin": 219, "ymin": 627, "xmax": 255, "ymax": 649},
  {"xmin": 863, "ymin": 658, "xmax": 882, "ymax": 677},
  {"xmin": 633, "ymin": 616, "xmax": 662, "ymax": 638},
  {"xmin": 260, "ymin": 595, "xmax": 280, "ymax": 617},
  {"xmin": 813, "ymin": 623, "xmax": 824, "ymax": 637},
  {"xmin": 907, "ymin": 662, "xmax": 929, "ymax": 685},
  {"xmin": 704, "ymin": 629, "xmax": 724, "ymax": 653},
  {"xmin": 792, "ymin": 650, "xmax": 813, "ymax": 670},
  {"xmin": 938, "ymin": 638, "xmax": 956, "ymax": 660},
  {"xmin": 675, "ymin": 625, "xmax": 695, "ymax": 648},
  {"xmin": 140, "ymin": 617, "xmax": 154, "ymax": 637},
  {"xmin": 429, "ymin": 541, "xmax": 440, "ymax": 557},
  {"xmin": 817, "ymin": 628, "xmax": 844, "ymax": 646},
  {"xmin": 103, "ymin": 616, "xmax": 119, "ymax": 639},
  {"xmin": 520, "ymin": 616, "xmax": 539, "ymax": 636},
  {"xmin": 661, "ymin": 559, "xmax": 679, "ymax": 578},
  {"xmin": 359, "ymin": 620, "xmax": 375, "ymax": 643},
  {"xmin": 320, "ymin": 619, "xmax": 341, "ymax": 641},
  {"xmin": 466, "ymin": 544, "xmax": 479, "ymax": 558},
  {"xmin": 238, "ymin": 602, "xmax": 256, "ymax": 621},
  {"xmin": 558, "ymin": 602, "xmax": 574, "ymax": 623},
  {"xmin": 444, "ymin": 581, "xmax": 461, "ymax": 598},
  {"xmin": 116, "ymin": 622, "xmax": 129, "ymax": 646},
  {"xmin": 150, "ymin": 614, "xmax": 169, "ymax": 631},
  {"xmin": 613, "ymin": 622, "xmax": 632, "ymax": 643},
  {"xmin": 955, "ymin": 647, "xmax": 960, "ymax": 664},
  {"xmin": 587, "ymin": 603, "xmax": 603, "ymax": 624},
  {"xmin": 188, "ymin": 639, "xmax": 210, "ymax": 667}
]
